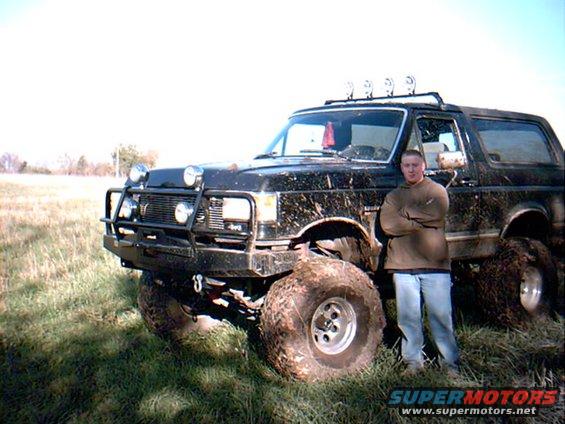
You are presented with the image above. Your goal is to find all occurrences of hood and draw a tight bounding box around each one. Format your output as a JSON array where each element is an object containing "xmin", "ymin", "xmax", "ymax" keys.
[{"xmin": 144, "ymin": 157, "xmax": 396, "ymax": 192}]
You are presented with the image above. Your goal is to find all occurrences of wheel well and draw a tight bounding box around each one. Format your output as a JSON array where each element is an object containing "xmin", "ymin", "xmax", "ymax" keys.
[
  {"xmin": 503, "ymin": 211, "xmax": 550, "ymax": 242},
  {"xmin": 295, "ymin": 221, "xmax": 374, "ymax": 270}
]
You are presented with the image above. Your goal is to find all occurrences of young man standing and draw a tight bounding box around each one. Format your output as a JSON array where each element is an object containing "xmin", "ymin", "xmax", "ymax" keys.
[{"xmin": 380, "ymin": 149, "xmax": 459, "ymax": 374}]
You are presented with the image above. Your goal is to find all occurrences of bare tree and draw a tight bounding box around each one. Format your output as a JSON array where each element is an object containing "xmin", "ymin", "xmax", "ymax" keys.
[
  {"xmin": 58, "ymin": 154, "xmax": 77, "ymax": 175},
  {"xmin": 0, "ymin": 152, "xmax": 23, "ymax": 173},
  {"xmin": 76, "ymin": 155, "xmax": 88, "ymax": 175},
  {"xmin": 142, "ymin": 149, "xmax": 159, "ymax": 168}
]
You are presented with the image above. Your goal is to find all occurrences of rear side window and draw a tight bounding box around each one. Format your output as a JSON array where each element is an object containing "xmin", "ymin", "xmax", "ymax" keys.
[{"xmin": 473, "ymin": 118, "xmax": 554, "ymax": 164}]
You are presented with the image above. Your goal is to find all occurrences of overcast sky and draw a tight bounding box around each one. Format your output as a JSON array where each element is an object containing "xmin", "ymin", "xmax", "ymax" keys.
[{"xmin": 0, "ymin": 0, "xmax": 563, "ymax": 168}]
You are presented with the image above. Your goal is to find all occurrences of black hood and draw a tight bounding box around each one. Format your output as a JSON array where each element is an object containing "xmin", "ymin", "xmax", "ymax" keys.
[{"xmin": 144, "ymin": 157, "xmax": 395, "ymax": 192}]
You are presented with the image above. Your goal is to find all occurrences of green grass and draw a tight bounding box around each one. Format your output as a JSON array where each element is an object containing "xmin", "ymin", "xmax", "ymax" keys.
[{"xmin": 1, "ymin": 175, "xmax": 563, "ymax": 423}]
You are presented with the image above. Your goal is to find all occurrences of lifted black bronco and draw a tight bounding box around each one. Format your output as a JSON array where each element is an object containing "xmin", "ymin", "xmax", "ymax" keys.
[{"xmin": 102, "ymin": 91, "xmax": 563, "ymax": 381}]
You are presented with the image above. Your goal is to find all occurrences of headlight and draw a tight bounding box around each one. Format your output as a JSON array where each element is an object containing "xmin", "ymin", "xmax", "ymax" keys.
[
  {"xmin": 222, "ymin": 198, "xmax": 251, "ymax": 221},
  {"xmin": 129, "ymin": 163, "xmax": 149, "ymax": 184},
  {"xmin": 119, "ymin": 197, "xmax": 138, "ymax": 219},
  {"xmin": 253, "ymin": 192, "xmax": 277, "ymax": 222},
  {"xmin": 174, "ymin": 202, "xmax": 194, "ymax": 224},
  {"xmin": 183, "ymin": 165, "xmax": 204, "ymax": 187}
]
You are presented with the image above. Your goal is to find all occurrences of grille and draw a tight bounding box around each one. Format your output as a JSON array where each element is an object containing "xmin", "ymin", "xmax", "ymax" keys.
[
  {"xmin": 208, "ymin": 197, "xmax": 224, "ymax": 230},
  {"xmin": 139, "ymin": 193, "xmax": 200, "ymax": 226},
  {"xmin": 195, "ymin": 208, "xmax": 205, "ymax": 224}
]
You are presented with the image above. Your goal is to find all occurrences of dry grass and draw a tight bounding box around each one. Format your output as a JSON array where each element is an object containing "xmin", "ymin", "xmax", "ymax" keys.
[{"xmin": 1, "ymin": 174, "xmax": 563, "ymax": 423}]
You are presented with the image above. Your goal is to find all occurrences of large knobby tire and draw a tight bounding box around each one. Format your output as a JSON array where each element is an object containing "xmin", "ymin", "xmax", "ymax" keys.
[
  {"xmin": 259, "ymin": 257, "xmax": 385, "ymax": 381},
  {"xmin": 476, "ymin": 238, "xmax": 557, "ymax": 327},
  {"xmin": 138, "ymin": 272, "xmax": 222, "ymax": 341}
]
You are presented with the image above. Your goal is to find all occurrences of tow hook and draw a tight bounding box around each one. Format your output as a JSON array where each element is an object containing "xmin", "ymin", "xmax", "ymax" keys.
[
  {"xmin": 192, "ymin": 274, "xmax": 230, "ymax": 307},
  {"xmin": 193, "ymin": 274, "xmax": 203, "ymax": 293}
]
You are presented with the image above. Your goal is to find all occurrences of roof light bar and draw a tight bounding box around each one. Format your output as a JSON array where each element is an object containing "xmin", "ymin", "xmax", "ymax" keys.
[
  {"xmin": 324, "ymin": 91, "xmax": 445, "ymax": 107},
  {"xmin": 327, "ymin": 76, "xmax": 445, "ymax": 107}
]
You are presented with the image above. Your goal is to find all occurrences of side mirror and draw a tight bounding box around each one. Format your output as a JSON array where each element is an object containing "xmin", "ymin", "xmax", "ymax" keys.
[{"xmin": 437, "ymin": 151, "xmax": 467, "ymax": 170}]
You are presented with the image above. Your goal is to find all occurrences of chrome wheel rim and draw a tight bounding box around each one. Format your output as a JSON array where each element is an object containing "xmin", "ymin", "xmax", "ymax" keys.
[
  {"xmin": 520, "ymin": 266, "xmax": 543, "ymax": 314},
  {"xmin": 311, "ymin": 296, "xmax": 357, "ymax": 355}
]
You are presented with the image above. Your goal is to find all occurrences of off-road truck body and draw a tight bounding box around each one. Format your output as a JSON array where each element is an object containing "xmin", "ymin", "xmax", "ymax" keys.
[{"xmin": 102, "ymin": 92, "xmax": 563, "ymax": 380}]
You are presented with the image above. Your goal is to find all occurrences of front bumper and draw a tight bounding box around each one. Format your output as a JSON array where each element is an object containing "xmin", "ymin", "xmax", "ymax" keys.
[{"xmin": 103, "ymin": 234, "xmax": 300, "ymax": 278}]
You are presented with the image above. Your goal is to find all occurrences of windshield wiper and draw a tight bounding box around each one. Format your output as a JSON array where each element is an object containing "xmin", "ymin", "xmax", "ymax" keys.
[
  {"xmin": 299, "ymin": 149, "xmax": 352, "ymax": 161},
  {"xmin": 254, "ymin": 152, "xmax": 279, "ymax": 159}
]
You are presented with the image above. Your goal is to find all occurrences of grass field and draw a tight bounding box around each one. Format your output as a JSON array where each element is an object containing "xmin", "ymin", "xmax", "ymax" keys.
[{"xmin": 1, "ymin": 174, "xmax": 563, "ymax": 423}]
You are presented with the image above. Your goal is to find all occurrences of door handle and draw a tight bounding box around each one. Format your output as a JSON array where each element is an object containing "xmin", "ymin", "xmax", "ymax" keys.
[{"xmin": 460, "ymin": 177, "xmax": 477, "ymax": 187}]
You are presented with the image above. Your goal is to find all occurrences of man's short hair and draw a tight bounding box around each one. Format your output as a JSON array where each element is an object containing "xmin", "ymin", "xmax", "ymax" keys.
[{"xmin": 401, "ymin": 149, "xmax": 424, "ymax": 161}]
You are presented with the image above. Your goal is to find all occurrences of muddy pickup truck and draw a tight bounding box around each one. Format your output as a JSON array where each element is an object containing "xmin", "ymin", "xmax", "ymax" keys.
[{"xmin": 102, "ymin": 90, "xmax": 563, "ymax": 381}]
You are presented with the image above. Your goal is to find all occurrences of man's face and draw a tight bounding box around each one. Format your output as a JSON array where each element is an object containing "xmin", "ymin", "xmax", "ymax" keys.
[{"xmin": 401, "ymin": 154, "xmax": 425, "ymax": 185}]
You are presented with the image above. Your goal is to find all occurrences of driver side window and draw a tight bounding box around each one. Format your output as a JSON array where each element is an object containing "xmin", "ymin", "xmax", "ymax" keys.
[{"xmin": 415, "ymin": 116, "xmax": 462, "ymax": 169}]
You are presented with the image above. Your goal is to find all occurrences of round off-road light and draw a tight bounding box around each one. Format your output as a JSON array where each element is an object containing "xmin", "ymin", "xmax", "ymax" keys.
[
  {"xmin": 129, "ymin": 163, "xmax": 149, "ymax": 184},
  {"xmin": 363, "ymin": 80, "xmax": 373, "ymax": 98},
  {"xmin": 175, "ymin": 202, "xmax": 194, "ymax": 224},
  {"xmin": 405, "ymin": 75, "xmax": 416, "ymax": 95},
  {"xmin": 183, "ymin": 165, "xmax": 204, "ymax": 187},
  {"xmin": 119, "ymin": 197, "xmax": 138, "ymax": 219},
  {"xmin": 345, "ymin": 81, "xmax": 354, "ymax": 99},
  {"xmin": 383, "ymin": 77, "xmax": 394, "ymax": 97}
]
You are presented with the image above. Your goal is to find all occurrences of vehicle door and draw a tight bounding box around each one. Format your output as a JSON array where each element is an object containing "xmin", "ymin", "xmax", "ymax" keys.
[
  {"xmin": 406, "ymin": 111, "xmax": 480, "ymax": 260},
  {"xmin": 467, "ymin": 116, "xmax": 564, "ymax": 257}
]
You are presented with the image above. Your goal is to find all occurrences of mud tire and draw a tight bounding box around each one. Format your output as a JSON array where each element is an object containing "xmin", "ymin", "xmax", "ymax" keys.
[
  {"xmin": 476, "ymin": 238, "xmax": 557, "ymax": 327},
  {"xmin": 138, "ymin": 272, "xmax": 222, "ymax": 341},
  {"xmin": 259, "ymin": 257, "xmax": 385, "ymax": 381}
]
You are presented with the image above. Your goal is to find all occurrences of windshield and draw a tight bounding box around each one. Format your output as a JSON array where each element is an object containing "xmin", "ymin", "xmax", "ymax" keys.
[{"xmin": 262, "ymin": 108, "xmax": 405, "ymax": 161}]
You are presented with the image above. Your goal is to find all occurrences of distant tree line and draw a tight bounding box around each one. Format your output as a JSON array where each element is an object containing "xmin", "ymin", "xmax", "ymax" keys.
[{"xmin": 0, "ymin": 144, "xmax": 158, "ymax": 176}]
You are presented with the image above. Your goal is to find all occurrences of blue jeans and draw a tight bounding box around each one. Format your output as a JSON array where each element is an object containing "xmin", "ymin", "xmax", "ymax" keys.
[{"xmin": 393, "ymin": 273, "xmax": 459, "ymax": 369}]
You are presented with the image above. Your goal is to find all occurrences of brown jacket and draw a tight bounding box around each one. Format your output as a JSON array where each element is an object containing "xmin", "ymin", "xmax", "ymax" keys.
[{"xmin": 380, "ymin": 177, "xmax": 450, "ymax": 271}]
